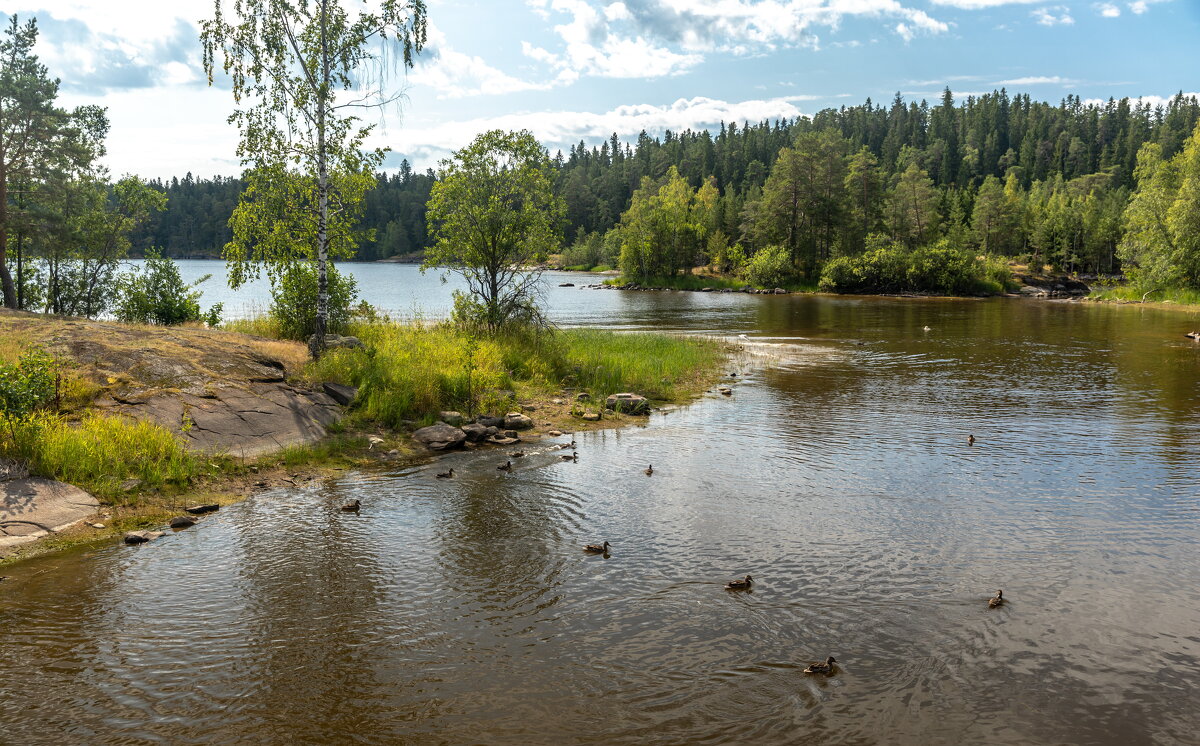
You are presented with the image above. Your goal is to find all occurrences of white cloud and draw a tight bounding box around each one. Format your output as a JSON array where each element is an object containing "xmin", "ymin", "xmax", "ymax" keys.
[
  {"xmin": 1096, "ymin": 3, "xmax": 1121, "ymax": 17},
  {"xmin": 1031, "ymin": 6, "xmax": 1074, "ymax": 25},
  {"xmin": 1128, "ymin": 0, "xmax": 1148, "ymax": 12},
  {"xmin": 384, "ymin": 94, "xmax": 817, "ymax": 166},
  {"xmin": 994, "ymin": 75, "xmax": 1076, "ymax": 85},
  {"xmin": 930, "ymin": 0, "xmax": 1041, "ymax": 7},
  {"xmin": 411, "ymin": 26, "xmax": 553, "ymax": 98},
  {"xmin": 1082, "ymin": 92, "xmax": 1200, "ymax": 108}
]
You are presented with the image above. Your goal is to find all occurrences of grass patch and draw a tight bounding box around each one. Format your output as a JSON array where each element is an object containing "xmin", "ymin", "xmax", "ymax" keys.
[
  {"xmin": 1, "ymin": 412, "xmax": 210, "ymax": 500},
  {"xmin": 303, "ymin": 321, "xmax": 726, "ymax": 429},
  {"xmin": 1088, "ymin": 285, "xmax": 1200, "ymax": 306}
]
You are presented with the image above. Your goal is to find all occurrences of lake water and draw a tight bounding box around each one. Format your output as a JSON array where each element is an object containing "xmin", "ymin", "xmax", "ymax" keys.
[{"xmin": 2, "ymin": 266, "xmax": 1199, "ymax": 744}]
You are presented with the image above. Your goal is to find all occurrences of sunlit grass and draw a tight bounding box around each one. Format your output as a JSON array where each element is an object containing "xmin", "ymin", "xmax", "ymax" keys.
[{"xmin": 1089, "ymin": 285, "xmax": 1200, "ymax": 306}]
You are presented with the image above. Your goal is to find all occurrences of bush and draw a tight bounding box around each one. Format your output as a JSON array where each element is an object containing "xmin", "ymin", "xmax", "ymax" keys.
[
  {"xmin": 819, "ymin": 237, "xmax": 1011, "ymax": 295},
  {"xmin": 269, "ymin": 262, "xmax": 359, "ymax": 341},
  {"xmin": 0, "ymin": 348, "xmax": 55, "ymax": 418},
  {"xmin": 742, "ymin": 244, "xmax": 796, "ymax": 288},
  {"xmin": 116, "ymin": 251, "xmax": 219, "ymax": 326}
]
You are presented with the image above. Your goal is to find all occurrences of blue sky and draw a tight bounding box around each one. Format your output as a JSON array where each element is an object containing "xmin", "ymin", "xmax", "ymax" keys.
[{"xmin": 5, "ymin": 0, "xmax": 1198, "ymax": 179}]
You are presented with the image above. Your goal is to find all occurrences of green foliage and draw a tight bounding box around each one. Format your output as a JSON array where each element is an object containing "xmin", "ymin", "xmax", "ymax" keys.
[
  {"xmin": 305, "ymin": 321, "xmax": 724, "ymax": 429},
  {"xmin": 742, "ymin": 244, "xmax": 796, "ymax": 288},
  {"xmin": 819, "ymin": 237, "xmax": 1011, "ymax": 295},
  {"xmin": 0, "ymin": 411, "xmax": 202, "ymax": 499},
  {"xmin": 269, "ymin": 262, "xmax": 359, "ymax": 341},
  {"xmin": 424, "ymin": 129, "xmax": 564, "ymax": 332},
  {"xmin": 618, "ymin": 167, "xmax": 717, "ymax": 281},
  {"xmin": 115, "ymin": 251, "xmax": 217, "ymax": 325},
  {"xmin": 0, "ymin": 347, "xmax": 54, "ymax": 418}
]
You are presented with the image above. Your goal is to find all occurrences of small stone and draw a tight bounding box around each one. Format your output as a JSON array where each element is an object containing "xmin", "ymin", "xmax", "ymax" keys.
[
  {"xmin": 521, "ymin": 404, "xmax": 537, "ymax": 412},
  {"xmin": 169, "ymin": 516, "xmax": 196, "ymax": 529},
  {"xmin": 582, "ymin": 413, "xmax": 601, "ymax": 421},
  {"xmin": 575, "ymin": 392, "xmax": 591, "ymax": 401},
  {"xmin": 547, "ymin": 429, "xmax": 563, "ymax": 436},
  {"xmin": 551, "ymin": 398, "xmax": 566, "ymax": 405},
  {"xmin": 604, "ymin": 392, "xmax": 650, "ymax": 415},
  {"xmin": 502, "ymin": 429, "xmax": 519, "ymax": 439},
  {"xmin": 90, "ymin": 523, "xmax": 106, "ymax": 529},
  {"xmin": 719, "ymin": 387, "xmax": 733, "ymax": 396}
]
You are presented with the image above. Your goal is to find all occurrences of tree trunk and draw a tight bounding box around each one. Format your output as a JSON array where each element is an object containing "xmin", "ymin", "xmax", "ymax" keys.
[
  {"xmin": 310, "ymin": 0, "xmax": 331, "ymax": 361},
  {"xmin": 0, "ymin": 163, "xmax": 17, "ymax": 309}
]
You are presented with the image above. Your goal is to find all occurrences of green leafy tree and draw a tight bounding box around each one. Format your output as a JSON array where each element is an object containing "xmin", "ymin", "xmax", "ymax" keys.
[
  {"xmin": 618, "ymin": 167, "xmax": 715, "ymax": 281},
  {"xmin": 843, "ymin": 146, "xmax": 885, "ymax": 255},
  {"xmin": 201, "ymin": 0, "xmax": 427, "ymax": 357},
  {"xmin": 886, "ymin": 163, "xmax": 941, "ymax": 248},
  {"xmin": 0, "ymin": 15, "xmax": 106, "ymax": 308},
  {"xmin": 971, "ymin": 175, "xmax": 1011, "ymax": 254},
  {"xmin": 115, "ymin": 250, "xmax": 217, "ymax": 326},
  {"xmin": 424, "ymin": 129, "xmax": 564, "ymax": 332},
  {"xmin": 269, "ymin": 261, "xmax": 358, "ymax": 340}
]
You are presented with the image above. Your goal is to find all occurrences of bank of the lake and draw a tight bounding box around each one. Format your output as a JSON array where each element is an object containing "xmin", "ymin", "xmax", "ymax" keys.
[{"xmin": 1, "ymin": 311, "xmax": 730, "ymax": 564}]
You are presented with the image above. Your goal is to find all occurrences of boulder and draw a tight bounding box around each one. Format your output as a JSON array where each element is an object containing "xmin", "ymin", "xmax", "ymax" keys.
[
  {"xmin": 123, "ymin": 530, "xmax": 164, "ymax": 544},
  {"xmin": 575, "ymin": 392, "xmax": 591, "ymax": 401},
  {"xmin": 605, "ymin": 392, "xmax": 650, "ymax": 415},
  {"xmin": 413, "ymin": 422, "xmax": 467, "ymax": 451},
  {"xmin": 461, "ymin": 423, "xmax": 489, "ymax": 442},
  {"xmin": 169, "ymin": 516, "xmax": 196, "ymax": 529},
  {"xmin": 582, "ymin": 412, "xmax": 601, "ymax": 421},
  {"xmin": 504, "ymin": 412, "xmax": 534, "ymax": 430},
  {"xmin": 1, "ymin": 478, "xmax": 100, "ymax": 550},
  {"xmin": 439, "ymin": 411, "xmax": 466, "ymax": 427},
  {"xmin": 502, "ymin": 429, "xmax": 520, "ymax": 439},
  {"xmin": 476, "ymin": 415, "xmax": 505, "ymax": 428},
  {"xmin": 559, "ymin": 282, "xmax": 575, "ymax": 287},
  {"xmin": 322, "ymin": 382, "xmax": 358, "ymax": 406},
  {"xmin": 185, "ymin": 503, "xmax": 220, "ymax": 515}
]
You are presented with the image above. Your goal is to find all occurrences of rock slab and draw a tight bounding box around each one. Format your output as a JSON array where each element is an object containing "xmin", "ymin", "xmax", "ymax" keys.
[
  {"xmin": 504, "ymin": 412, "xmax": 534, "ymax": 430},
  {"xmin": 322, "ymin": 382, "xmax": 358, "ymax": 406},
  {"xmin": 0, "ymin": 478, "xmax": 100, "ymax": 550}
]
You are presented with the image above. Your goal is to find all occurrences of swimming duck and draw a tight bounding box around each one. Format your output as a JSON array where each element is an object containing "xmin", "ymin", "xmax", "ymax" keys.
[
  {"xmin": 988, "ymin": 589, "xmax": 1004, "ymax": 608},
  {"xmin": 725, "ymin": 574, "xmax": 753, "ymax": 590},
  {"xmin": 1186, "ymin": 331, "xmax": 1200, "ymax": 340},
  {"xmin": 436, "ymin": 468, "xmax": 454, "ymax": 479},
  {"xmin": 560, "ymin": 451, "xmax": 578, "ymax": 461},
  {"xmin": 341, "ymin": 499, "xmax": 361, "ymax": 512},
  {"xmin": 644, "ymin": 464, "xmax": 653, "ymax": 476},
  {"xmin": 584, "ymin": 540, "xmax": 611, "ymax": 553},
  {"xmin": 923, "ymin": 325, "xmax": 932, "ymax": 332},
  {"xmin": 803, "ymin": 656, "xmax": 837, "ymax": 674},
  {"xmin": 498, "ymin": 461, "xmax": 513, "ymax": 472},
  {"xmin": 967, "ymin": 434, "xmax": 976, "ymax": 446}
]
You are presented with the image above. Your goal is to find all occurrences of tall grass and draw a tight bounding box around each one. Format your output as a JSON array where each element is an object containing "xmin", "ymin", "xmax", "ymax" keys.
[
  {"xmin": 0, "ymin": 412, "xmax": 205, "ymax": 499},
  {"xmin": 1088, "ymin": 285, "xmax": 1200, "ymax": 306},
  {"xmin": 304, "ymin": 321, "xmax": 726, "ymax": 428}
]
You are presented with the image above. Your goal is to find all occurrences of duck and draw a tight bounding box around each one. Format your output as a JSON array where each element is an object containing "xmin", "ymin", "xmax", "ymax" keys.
[
  {"xmin": 988, "ymin": 589, "xmax": 1004, "ymax": 608},
  {"xmin": 510, "ymin": 451, "xmax": 525, "ymax": 458},
  {"xmin": 1186, "ymin": 331, "xmax": 1200, "ymax": 340},
  {"xmin": 725, "ymin": 574, "xmax": 753, "ymax": 591},
  {"xmin": 560, "ymin": 451, "xmax": 578, "ymax": 461},
  {"xmin": 498, "ymin": 461, "xmax": 513, "ymax": 472},
  {"xmin": 367, "ymin": 435, "xmax": 384, "ymax": 451},
  {"xmin": 568, "ymin": 440, "xmax": 577, "ymax": 449},
  {"xmin": 967, "ymin": 434, "xmax": 976, "ymax": 446},
  {"xmin": 436, "ymin": 468, "xmax": 454, "ymax": 479},
  {"xmin": 584, "ymin": 540, "xmax": 611, "ymax": 554},
  {"xmin": 644, "ymin": 464, "xmax": 653, "ymax": 476},
  {"xmin": 341, "ymin": 499, "xmax": 361, "ymax": 512},
  {"xmin": 803, "ymin": 656, "xmax": 837, "ymax": 675},
  {"xmin": 922, "ymin": 325, "xmax": 932, "ymax": 332}
]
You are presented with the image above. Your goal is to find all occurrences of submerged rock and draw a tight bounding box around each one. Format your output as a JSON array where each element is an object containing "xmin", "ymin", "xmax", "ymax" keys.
[
  {"xmin": 184, "ymin": 503, "xmax": 220, "ymax": 515},
  {"xmin": 168, "ymin": 516, "xmax": 196, "ymax": 529},
  {"xmin": 123, "ymin": 530, "xmax": 164, "ymax": 544}
]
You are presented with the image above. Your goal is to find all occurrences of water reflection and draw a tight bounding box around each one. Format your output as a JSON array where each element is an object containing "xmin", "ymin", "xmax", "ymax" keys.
[{"xmin": 3, "ymin": 292, "xmax": 1200, "ymax": 743}]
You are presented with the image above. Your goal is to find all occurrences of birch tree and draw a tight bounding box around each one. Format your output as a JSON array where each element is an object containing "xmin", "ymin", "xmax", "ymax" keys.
[{"xmin": 201, "ymin": 0, "xmax": 427, "ymax": 356}]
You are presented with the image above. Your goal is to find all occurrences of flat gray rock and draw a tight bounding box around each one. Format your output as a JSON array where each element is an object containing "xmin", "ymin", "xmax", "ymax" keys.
[
  {"xmin": 0, "ymin": 478, "xmax": 100, "ymax": 550},
  {"xmin": 413, "ymin": 422, "xmax": 468, "ymax": 451}
]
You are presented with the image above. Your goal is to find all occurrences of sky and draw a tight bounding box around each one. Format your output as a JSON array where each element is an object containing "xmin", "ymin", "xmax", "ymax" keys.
[{"xmin": 3, "ymin": 0, "xmax": 1199, "ymax": 180}]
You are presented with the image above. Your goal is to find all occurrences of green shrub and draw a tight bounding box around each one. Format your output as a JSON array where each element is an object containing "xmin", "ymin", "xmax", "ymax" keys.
[
  {"xmin": 819, "ymin": 237, "xmax": 1011, "ymax": 295},
  {"xmin": 742, "ymin": 244, "xmax": 795, "ymax": 288},
  {"xmin": 0, "ymin": 348, "xmax": 55, "ymax": 418},
  {"xmin": 269, "ymin": 262, "xmax": 359, "ymax": 341},
  {"xmin": 116, "ymin": 251, "xmax": 218, "ymax": 325}
]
